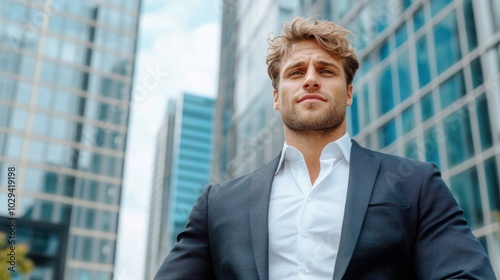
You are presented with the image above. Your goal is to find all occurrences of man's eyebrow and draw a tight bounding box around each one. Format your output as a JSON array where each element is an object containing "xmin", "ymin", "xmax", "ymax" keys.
[
  {"xmin": 283, "ymin": 61, "xmax": 306, "ymax": 72},
  {"xmin": 316, "ymin": 60, "xmax": 341, "ymax": 71}
]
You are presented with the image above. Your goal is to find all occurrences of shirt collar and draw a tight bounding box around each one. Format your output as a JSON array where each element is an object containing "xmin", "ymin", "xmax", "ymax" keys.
[{"xmin": 275, "ymin": 132, "xmax": 352, "ymax": 175}]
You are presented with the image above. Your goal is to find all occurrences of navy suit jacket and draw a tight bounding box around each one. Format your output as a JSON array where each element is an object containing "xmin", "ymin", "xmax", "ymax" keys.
[{"xmin": 154, "ymin": 140, "xmax": 495, "ymax": 279}]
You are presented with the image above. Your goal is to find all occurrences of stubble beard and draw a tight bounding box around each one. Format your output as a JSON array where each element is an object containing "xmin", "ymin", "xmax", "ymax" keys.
[{"xmin": 281, "ymin": 101, "xmax": 346, "ymax": 137}]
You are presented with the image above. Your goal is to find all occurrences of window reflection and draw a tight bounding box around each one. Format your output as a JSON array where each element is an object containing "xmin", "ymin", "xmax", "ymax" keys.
[
  {"xmin": 378, "ymin": 64, "xmax": 394, "ymax": 115},
  {"xmin": 416, "ymin": 35, "xmax": 431, "ymax": 87},
  {"xmin": 450, "ymin": 166, "xmax": 483, "ymax": 229},
  {"xmin": 443, "ymin": 107, "xmax": 474, "ymax": 167},
  {"xmin": 433, "ymin": 11, "xmax": 461, "ymax": 75},
  {"xmin": 439, "ymin": 70, "xmax": 465, "ymax": 109},
  {"xmin": 379, "ymin": 118, "xmax": 396, "ymax": 148},
  {"xmin": 424, "ymin": 126, "xmax": 440, "ymax": 167}
]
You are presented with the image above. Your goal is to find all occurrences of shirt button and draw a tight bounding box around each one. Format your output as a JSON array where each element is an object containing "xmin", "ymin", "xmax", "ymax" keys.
[
  {"xmin": 307, "ymin": 197, "xmax": 312, "ymax": 202},
  {"xmin": 303, "ymin": 268, "xmax": 309, "ymax": 274},
  {"xmin": 302, "ymin": 231, "xmax": 308, "ymax": 237}
]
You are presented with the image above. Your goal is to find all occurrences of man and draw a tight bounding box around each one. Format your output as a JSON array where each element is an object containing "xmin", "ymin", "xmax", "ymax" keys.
[{"xmin": 154, "ymin": 17, "xmax": 495, "ymax": 279}]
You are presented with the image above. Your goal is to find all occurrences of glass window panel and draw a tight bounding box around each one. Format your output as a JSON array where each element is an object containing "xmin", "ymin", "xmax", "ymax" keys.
[
  {"xmin": 48, "ymin": 15, "xmax": 63, "ymax": 34},
  {"xmin": 101, "ymin": 211, "xmax": 112, "ymax": 232},
  {"xmin": 20, "ymin": 55, "xmax": 35, "ymax": 77},
  {"xmin": 362, "ymin": 84, "xmax": 371, "ymax": 127},
  {"xmin": 41, "ymin": 61, "xmax": 57, "ymax": 83},
  {"xmin": 11, "ymin": 108, "xmax": 27, "ymax": 130},
  {"xmin": 43, "ymin": 172, "xmax": 59, "ymax": 194},
  {"xmin": 397, "ymin": 49, "xmax": 412, "ymax": 101},
  {"xmin": 439, "ymin": 70, "xmax": 466, "ymax": 109},
  {"xmin": 57, "ymin": 67, "xmax": 74, "ymax": 88},
  {"xmin": 463, "ymin": 0, "xmax": 478, "ymax": 51},
  {"xmin": 104, "ymin": 184, "xmax": 119, "ymax": 204},
  {"xmin": 44, "ymin": 37, "xmax": 60, "ymax": 59},
  {"xmin": 443, "ymin": 107, "xmax": 474, "ymax": 167},
  {"xmin": 32, "ymin": 113, "xmax": 48, "ymax": 135},
  {"xmin": 40, "ymin": 202, "xmax": 54, "ymax": 222},
  {"xmin": 395, "ymin": 23, "xmax": 408, "ymax": 48},
  {"xmin": 46, "ymin": 144, "xmax": 65, "ymax": 164},
  {"xmin": 54, "ymin": 91, "xmax": 70, "ymax": 113},
  {"xmin": 433, "ymin": 11, "xmax": 461, "ymax": 75},
  {"xmin": 476, "ymin": 94, "xmax": 493, "ymax": 150},
  {"xmin": 24, "ymin": 168, "xmax": 43, "ymax": 191},
  {"xmin": 36, "ymin": 87, "xmax": 53, "ymax": 108},
  {"xmin": 413, "ymin": 6, "xmax": 425, "ymax": 32},
  {"xmin": 15, "ymin": 81, "xmax": 31, "ymax": 103},
  {"xmin": 378, "ymin": 65, "xmax": 394, "ymax": 115},
  {"xmin": 379, "ymin": 119, "xmax": 396, "ymax": 148},
  {"xmin": 379, "ymin": 40, "xmax": 390, "ymax": 61},
  {"xmin": 485, "ymin": 157, "xmax": 500, "ymax": 221},
  {"xmin": 416, "ymin": 35, "xmax": 431, "ymax": 87},
  {"xmin": 431, "ymin": 0, "xmax": 452, "ymax": 16},
  {"xmin": 420, "ymin": 92, "xmax": 434, "ymax": 121},
  {"xmin": 351, "ymin": 95, "xmax": 359, "ymax": 135},
  {"xmin": 424, "ymin": 126, "xmax": 440, "ymax": 167},
  {"xmin": 85, "ymin": 208, "xmax": 95, "ymax": 229},
  {"xmin": 450, "ymin": 166, "xmax": 483, "ymax": 229},
  {"xmin": 28, "ymin": 140, "xmax": 45, "ymax": 162},
  {"xmin": 61, "ymin": 41, "xmax": 77, "ymax": 64},
  {"xmin": 5, "ymin": 135, "xmax": 23, "ymax": 157},
  {"xmin": 470, "ymin": 57, "xmax": 483, "ymax": 89},
  {"xmin": 402, "ymin": 106, "xmax": 415, "ymax": 134},
  {"xmin": 81, "ymin": 237, "xmax": 92, "ymax": 261},
  {"xmin": 49, "ymin": 117, "xmax": 67, "ymax": 139}
]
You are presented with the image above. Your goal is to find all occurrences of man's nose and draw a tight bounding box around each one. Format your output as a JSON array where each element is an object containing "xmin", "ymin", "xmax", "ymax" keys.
[{"xmin": 302, "ymin": 69, "xmax": 320, "ymax": 91}]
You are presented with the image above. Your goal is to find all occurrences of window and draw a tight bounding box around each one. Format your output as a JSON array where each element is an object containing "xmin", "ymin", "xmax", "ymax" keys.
[
  {"xmin": 11, "ymin": 108, "xmax": 28, "ymax": 131},
  {"xmin": 450, "ymin": 166, "xmax": 483, "ymax": 229},
  {"xmin": 395, "ymin": 23, "xmax": 408, "ymax": 48},
  {"xmin": 351, "ymin": 95, "xmax": 359, "ymax": 135},
  {"xmin": 439, "ymin": 70, "xmax": 466, "ymax": 109},
  {"xmin": 379, "ymin": 119, "xmax": 396, "ymax": 148},
  {"xmin": 424, "ymin": 126, "xmax": 440, "ymax": 167},
  {"xmin": 6, "ymin": 135, "xmax": 23, "ymax": 158},
  {"xmin": 28, "ymin": 140, "xmax": 45, "ymax": 162},
  {"xmin": 443, "ymin": 107, "xmax": 474, "ymax": 167},
  {"xmin": 485, "ymin": 157, "xmax": 500, "ymax": 222},
  {"xmin": 32, "ymin": 113, "xmax": 48, "ymax": 135},
  {"xmin": 416, "ymin": 35, "xmax": 431, "ymax": 87},
  {"xmin": 378, "ymin": 65, "xmax": 394, "ymax": 115},
  {"xmin": 476, "ymin": 94, "xmax": 493, "ymax": 150},
  {"xmin": 15, "ymin": 81, "xmax": 31, "ymax": 103},
  {"xmin": 405, "ymin": 139, "xmax": 419, "ymax": 160},
  {"xmin": 470, "ymin": 57, "xmax": 483, "ymax": 89},
  {"xmin": 40, "ymin": 202, "xmax": 54, "ymax": 222},
  {"xmin": 413, "ymin": 6, "xmax": 425, "ymax": 32},
  {"xmin": 20, "ymin": 55, "xmax": 35, "ymax": 77},
  {"xmin": 463, "ymin": 0, "xmax": 478, "ymax": 51},
  {"xmin": 433, "ymin": 11, "xmax": 461, "ymax": 75},
  {"xmin": 36, "ymin": 87, "xmax": 53, "ymax": 108},
  {"xmin": 397, "ymin": 49, "xmax": 412, "ymax": 101},
  {"xmin": 402, "ymin": 106, "xmax": 415, "ymax": 134}
]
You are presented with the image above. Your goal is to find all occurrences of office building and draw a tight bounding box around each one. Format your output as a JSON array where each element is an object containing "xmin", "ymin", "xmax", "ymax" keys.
[
  {"xmin": 144, "ymin": 100, "xmax": 176, "ymax": 280},
  {"xmin": 145, "ymin": 93, "xmax": 214, "ymax": 278},
  {"xmin": 213, "ymin": 0, "xmax": 500, "ymax": 275},
  {"xmin": 0, "ymin": 0, "xmax": 141, "ymax": 279}
]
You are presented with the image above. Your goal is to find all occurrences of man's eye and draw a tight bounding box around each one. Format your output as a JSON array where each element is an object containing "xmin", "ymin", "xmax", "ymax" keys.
[
  {"xmin": 289, "ymin": 70, "xmax": 303, "ymax": 76},
  {"xmin": 320, "ymin": 69, "xmax": 334, "ymax": 74}
]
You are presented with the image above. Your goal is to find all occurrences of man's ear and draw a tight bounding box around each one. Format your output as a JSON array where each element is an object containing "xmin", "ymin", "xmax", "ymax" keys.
[
  {"xmin": 273, "ymin": 89, "xmax": 280, "ymax": 110},
  {"xmin": 346, "ymin": 84, "xmax": 353, "ymax": 106}
]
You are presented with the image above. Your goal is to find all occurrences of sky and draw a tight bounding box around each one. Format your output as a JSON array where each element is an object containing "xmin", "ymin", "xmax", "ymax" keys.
[{"xmin": 114, "ymin": 1, "xmax": 221, "ymax": 279}]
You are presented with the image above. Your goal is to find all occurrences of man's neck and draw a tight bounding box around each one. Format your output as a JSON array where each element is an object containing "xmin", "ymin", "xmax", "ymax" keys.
[{"xmin": 284, "ymin": 126, "xmax": 346, "ymax": 185}]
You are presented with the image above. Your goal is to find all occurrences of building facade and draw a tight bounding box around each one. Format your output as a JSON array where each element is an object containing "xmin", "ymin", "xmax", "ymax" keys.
[
  {"xmin": 0, "ymin": 0, "xmax": 140, "ymax": 279},
  {"xmin": 213, "ymin": 0, "xmax": 500, "ymax": 275},
  {"xmin": 144, "ymin": 100, "xmax": 176, "ymax": 280},
  {"xmin": 145, "ymin": 93, "xmax": 215, "ymax": 278}
]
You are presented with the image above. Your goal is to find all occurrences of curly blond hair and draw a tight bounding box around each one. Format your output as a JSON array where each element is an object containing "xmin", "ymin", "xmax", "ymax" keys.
[{"xmin": 266, "ymin": 17, "xmax": 359, "ymax": 89}]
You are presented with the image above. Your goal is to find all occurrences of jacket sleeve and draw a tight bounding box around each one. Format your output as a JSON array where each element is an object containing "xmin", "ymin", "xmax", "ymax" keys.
[
  {"xmin": 414, "ymin": 163, "xmax": 496, "ymax": 279},
  {"xmin": 153, "ymin": 184, "xmax": 216, "ymax": 280}
]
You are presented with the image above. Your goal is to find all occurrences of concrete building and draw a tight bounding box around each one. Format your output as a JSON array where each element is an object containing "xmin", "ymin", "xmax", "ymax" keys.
[
  {"xmin": 0, "ymin": 0, "xmax": 141, "ymax": 279},
  {"xmin": 213, "ymin": 0, "xmax": 500, "ymax": 275}
]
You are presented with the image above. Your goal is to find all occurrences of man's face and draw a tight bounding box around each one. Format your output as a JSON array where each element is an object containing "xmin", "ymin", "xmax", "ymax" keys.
[{"xmin": 273, "ymin": 40, "xmax": 353, "ymax": 133}]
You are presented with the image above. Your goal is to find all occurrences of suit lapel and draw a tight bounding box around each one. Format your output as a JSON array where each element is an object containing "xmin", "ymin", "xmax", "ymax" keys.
[
  {"xmin": 333, "ymin": 141, "xmax": 380, "ymax": 280},
  {"xmin": 248, "ymin": 154, "xmax": 281, "ymax": 280}
]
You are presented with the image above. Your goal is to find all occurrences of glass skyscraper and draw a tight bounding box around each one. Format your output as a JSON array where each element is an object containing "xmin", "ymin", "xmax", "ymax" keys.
[
  {"xmin": 213, "ymin": 0, "xmax": 500, "ymax": 276},
  {"xmin": 145, "ymin": 93, "xmax": 214, "ymax": 279},
  {"xmin": 0, "ymin": 0, "xmax": 140, "ymax": 279}
]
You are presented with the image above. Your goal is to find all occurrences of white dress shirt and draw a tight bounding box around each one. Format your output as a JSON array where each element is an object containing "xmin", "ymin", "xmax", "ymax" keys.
[{"xmin": 268, "ymin": 133, "xmax": 352, "ymax": 280}]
